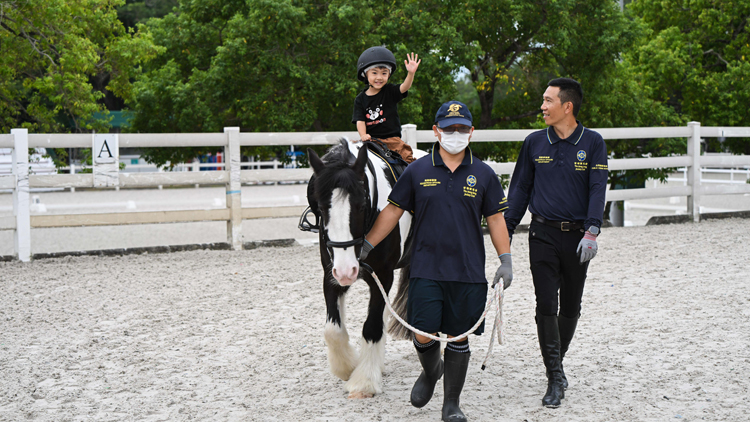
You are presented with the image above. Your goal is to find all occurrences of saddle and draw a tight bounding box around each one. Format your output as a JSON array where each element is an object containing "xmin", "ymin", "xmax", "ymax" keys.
[{"xmin": 365, "ymin": 138, "xmax": 409, "ymax": 180}]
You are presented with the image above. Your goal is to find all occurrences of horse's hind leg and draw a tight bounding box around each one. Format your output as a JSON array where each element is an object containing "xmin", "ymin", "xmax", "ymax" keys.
[
  {"xmin": 345, "ymin": 272, "xmax": 392, "ymax": 398},
  {"xmin": 324, "ymin": 282, "xmax": 357, "ymax": 382}
]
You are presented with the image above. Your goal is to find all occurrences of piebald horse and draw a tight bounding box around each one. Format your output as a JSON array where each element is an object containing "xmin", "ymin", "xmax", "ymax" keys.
[{"xmin": 307, "ymin": 140, "xmax": 414, "ymax": 398}]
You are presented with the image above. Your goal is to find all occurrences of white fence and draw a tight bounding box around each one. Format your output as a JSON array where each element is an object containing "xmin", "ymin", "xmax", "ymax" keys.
[{"xmin": 1, "ymin": 122, "xmax": 749, "ymax": 261}]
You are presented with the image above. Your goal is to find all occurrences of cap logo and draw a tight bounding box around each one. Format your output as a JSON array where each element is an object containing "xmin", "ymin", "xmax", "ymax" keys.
[{"xmin": 447, "ymin": 104, "xmax": 464, "ymax": 117}]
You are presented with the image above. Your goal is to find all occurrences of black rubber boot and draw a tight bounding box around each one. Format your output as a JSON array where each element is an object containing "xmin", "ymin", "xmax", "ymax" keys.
[
  {"xmin": 558, "ymin": 313, "xmax": 579, "ymax": 390},
  {"xmin": 536, "ymin": 311, "xmax": 565, "ymax": 408},
  {"xmin": 410, "ymin": 342, "xmax": 444, "ymax": 408},
  {"xmin": 441, "ymin": 349, "xmax": 470, "ymax": 422}
]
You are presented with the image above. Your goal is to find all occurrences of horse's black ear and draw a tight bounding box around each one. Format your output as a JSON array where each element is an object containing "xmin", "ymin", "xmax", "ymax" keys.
[
  {"xmin": 308, "ymin": 148, "xmax": 325, "ymax": 175},
  {"xmin": 352, "ymin": 145, "xmax": 368, "ymax": 178}
]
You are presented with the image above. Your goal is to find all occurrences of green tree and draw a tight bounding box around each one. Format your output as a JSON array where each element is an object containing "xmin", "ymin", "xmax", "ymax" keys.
[
  {"xmin": 128, "ymin": 0, "xmax": 461, "ymax": 166},
  {"xmin": 626, "ymin": 0, "xmax": 750, "ymax": 153},
  {"xmin": 417, "ymin": 0, "xmax": 683, "ymax": 195},
  {"xmin": 0, "ymin": 0, "xmax": 161, "ymax": 134},
  {"xmin": 375, "ymin": 1, "xmax": 681, "ymax": 167}
]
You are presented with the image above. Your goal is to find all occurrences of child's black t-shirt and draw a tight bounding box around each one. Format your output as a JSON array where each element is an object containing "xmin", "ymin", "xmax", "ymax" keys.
[{"xmin": 352, "ymin": 83, "xmax": 408, "ymax": 139}]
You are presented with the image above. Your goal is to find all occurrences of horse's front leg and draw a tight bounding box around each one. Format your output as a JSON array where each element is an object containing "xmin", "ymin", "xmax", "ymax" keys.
[
  {"xmin": 323, "ymin": 278, "xmax": 358, "ymax": 382},
  {"xmin": 345, "ymin": 270, "xmax": 394, "ymax": 398}
]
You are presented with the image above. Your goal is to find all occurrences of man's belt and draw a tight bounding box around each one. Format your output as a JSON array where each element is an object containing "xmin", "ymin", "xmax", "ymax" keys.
[{"xmin": 532, "ymin": 215, "xmax": 584, "ymax": 232}]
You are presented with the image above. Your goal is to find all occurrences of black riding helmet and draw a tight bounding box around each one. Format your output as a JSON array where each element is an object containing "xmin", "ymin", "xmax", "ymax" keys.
[{"xmin": 357, "ymin": 46, "xmax": 397, "ymax": 83}]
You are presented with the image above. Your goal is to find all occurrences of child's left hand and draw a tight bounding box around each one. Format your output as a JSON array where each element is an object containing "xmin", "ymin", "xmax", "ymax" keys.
[{"xmin": 404, "ymin": 52, "xmax": 421, "ymax": 74}]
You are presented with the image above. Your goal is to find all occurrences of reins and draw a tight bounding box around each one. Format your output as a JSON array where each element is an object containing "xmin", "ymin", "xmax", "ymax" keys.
[{"xmin": 360, "ymin": 262, "xmax": 506, "ymax": 370}]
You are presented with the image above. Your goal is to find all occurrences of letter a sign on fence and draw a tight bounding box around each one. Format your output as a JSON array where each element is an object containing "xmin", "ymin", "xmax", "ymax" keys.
[{"xmin": 93, "ymin": 134, "xmax": 119, "ymax": 187}]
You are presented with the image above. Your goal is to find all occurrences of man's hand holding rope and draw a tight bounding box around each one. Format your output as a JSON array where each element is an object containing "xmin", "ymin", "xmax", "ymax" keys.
[{"xmin": 492, "ymin": 253, "xmax": 513, "ymax": 290}]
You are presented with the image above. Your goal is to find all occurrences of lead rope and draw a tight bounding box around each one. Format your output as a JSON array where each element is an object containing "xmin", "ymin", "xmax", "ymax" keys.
[{"xmin": 366, "ymin": 267, "xmax": 505, "ymax": 370}]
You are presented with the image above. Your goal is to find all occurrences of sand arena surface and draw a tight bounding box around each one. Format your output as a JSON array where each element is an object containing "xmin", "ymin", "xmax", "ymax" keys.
[{"xmin": 1, "ymin": 218, "xmax": 748, "ymax": 421}]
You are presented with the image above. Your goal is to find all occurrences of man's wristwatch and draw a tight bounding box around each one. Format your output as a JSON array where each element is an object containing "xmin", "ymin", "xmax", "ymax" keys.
[{"xmin": 587, "ymin": 226, "xmax": 600, "ymax": 235}]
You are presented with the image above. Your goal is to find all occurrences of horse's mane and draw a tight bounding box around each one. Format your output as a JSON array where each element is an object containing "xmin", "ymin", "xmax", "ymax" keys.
[
  {"xmin": 315, "ymin": 139, "xmax": 364, "ymax": 203},
  {"xmin": 321, "ymin": 139, "xmax": 355, "ymax": 165}
]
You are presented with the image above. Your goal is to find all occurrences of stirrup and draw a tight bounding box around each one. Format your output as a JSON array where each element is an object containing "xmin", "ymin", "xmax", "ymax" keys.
[{"xmin": 298, "ymin": 206, "xmax": 320, "ymax": 233}]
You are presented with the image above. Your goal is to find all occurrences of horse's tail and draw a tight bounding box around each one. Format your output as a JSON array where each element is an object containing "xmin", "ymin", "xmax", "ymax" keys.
[{"xmin": 387, "ymin": 263, "xmax": 412, "ymax": 340}]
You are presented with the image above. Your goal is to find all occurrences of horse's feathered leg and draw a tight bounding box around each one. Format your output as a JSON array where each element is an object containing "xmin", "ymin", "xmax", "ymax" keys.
[
  {"xmin": 345, "ymin": 270, "xmax": 393, "ymax": 398},
  {"xmin": 387, "ymin": 263, "xmax": 412, "ymax": 340},
  {"xmin": 324, "ymin": 279, "xmax": 357, "ymax": 382}
]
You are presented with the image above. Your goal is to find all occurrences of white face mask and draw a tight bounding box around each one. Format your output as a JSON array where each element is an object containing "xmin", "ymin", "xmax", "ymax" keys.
[{"xmin": 438, "ymin": 130, "xmax": 470, "ymax": 154}]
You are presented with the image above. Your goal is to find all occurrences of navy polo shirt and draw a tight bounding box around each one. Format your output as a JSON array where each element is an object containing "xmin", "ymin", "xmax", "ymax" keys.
[
  {"xmin": 388, "ymin": 144, "xmax": 508, "ymax": 284},
  {"xmin": 504, "ymin": 122, "xmax": 608, "ymax": 233}
]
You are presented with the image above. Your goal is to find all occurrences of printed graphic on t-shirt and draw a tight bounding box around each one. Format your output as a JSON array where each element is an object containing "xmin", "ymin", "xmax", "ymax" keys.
[{"xmin": 366, "ymin": 104, "xmax": 386, "ymax": 126}]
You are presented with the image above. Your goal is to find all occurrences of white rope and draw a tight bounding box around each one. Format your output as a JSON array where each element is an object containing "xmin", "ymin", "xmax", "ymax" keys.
[{"xmin": 370, "ymin": 272, "xmax": 505, "ymax": 369}]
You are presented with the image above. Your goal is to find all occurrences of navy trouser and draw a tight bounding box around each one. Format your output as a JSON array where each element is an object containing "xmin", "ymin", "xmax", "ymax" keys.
[
  {"xmin": 528, "ymin": 221, "xmax": 589, "ymax": 318},
  {"xmin": 407, "ymin": 278, "xmax": 487, "ymax": 337}
]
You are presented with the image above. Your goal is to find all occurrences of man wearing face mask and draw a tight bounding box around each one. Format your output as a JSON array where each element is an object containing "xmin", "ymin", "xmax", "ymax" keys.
[{"xmin": 361, "ymin": 100, "xmax": 512, "ymax": 422}]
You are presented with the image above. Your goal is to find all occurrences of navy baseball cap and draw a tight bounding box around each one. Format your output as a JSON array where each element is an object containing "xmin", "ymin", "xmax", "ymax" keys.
[{"xmin": 435, "ymin": 100, "xmax": 473, "ymax": 128}]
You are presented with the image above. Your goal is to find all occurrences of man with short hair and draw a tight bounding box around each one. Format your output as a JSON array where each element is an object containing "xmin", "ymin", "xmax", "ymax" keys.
[
  {"xmin": 361, "ymin": 100, "xmax": 512, "ymax": 422},
  {"xmin": 504, "ymin": 77, "xmax": 608, "ymax": 407}
]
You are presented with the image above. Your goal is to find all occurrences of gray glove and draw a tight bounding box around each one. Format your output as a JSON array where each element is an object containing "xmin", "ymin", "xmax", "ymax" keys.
[
  {"xmin": 359, "ymin": 239, "xmax": 374, "ymax": 261},
  {"xmin": 576, "ymin": 232, "xmax": 598, "ymax": 263},
  {"xmin": 492, "ymin": 253, "xmax": 513, "ymax": 290}
]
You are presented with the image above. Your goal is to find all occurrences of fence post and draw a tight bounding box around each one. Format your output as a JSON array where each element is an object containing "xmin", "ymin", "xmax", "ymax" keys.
[
  {"xmin": 224, "ymin": 127, "xmax": 243, "ymax": 250},
  {"xmin": 402, "ymin": 123, "xmax": 418, "ymax": 152},
  {"xmin": 11, "ymin": 128, "xmax": 30, "ymax": 262},
  {"xmin": 686, "ymin": 121, "xmax": 701, "ymax": 222},
  {"xmin": 70, "ymin": 163, "xmax": 76, "ymax": 192}
]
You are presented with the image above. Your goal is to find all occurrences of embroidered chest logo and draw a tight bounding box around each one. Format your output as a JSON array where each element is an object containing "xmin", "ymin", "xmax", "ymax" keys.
[
  {"xmin": 575, "ymin": 150, "xmax": 588, "ymax": 171},
  {"xmin": 463, "ymin": 175, "xmax": 478, "ymax": 198},
  {"xmin": 535, "ymin": 155, "xmax": 553, "ymax": 164},
  {"xmin": 420, "ymin": 178, "xmax": 441, "ymax": 187}
]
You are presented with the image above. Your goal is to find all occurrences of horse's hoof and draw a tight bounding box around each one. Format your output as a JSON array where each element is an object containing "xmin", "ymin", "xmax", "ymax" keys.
[{"xmin": 348, "ymin": 391, "xmax": 373, "ymax": 399}]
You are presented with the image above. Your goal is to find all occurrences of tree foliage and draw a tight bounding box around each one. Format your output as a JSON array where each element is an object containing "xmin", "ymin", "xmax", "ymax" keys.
[
  {"xmin": 626, "ymin": 0, "xmax": 750, "ymax": 153},
  {"xmin": 428, "ymin": 0, "xmax": 684, "ymax": 194},
  {"xmin": 0, "ymin": 0, "xmax": 161, "ymax": 133},
  {"xmin": 4, "ymin": 0, "xmax": 744, "ymax": 200},
  {"xmin": 128, "ymin": 0, "xmax": 462, "ymax": 166}
]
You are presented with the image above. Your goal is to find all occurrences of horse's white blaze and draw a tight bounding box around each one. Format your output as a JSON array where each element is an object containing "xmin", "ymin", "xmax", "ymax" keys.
[
  {"xmin": 345, "ymin": 337, "xmax": 385, "ymax": 397},
  {"xmin": 324, "ymin": 295, "xmax": 357, "ymax": 381},
  {"xmin": 328, "ymin": 188, "xmax": 359, "ymax": 285}
]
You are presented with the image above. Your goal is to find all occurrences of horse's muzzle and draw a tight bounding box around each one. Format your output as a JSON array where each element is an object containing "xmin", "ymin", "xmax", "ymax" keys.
[{"xmin": 332, "ymin": 265, "xmax": 359, "ymax": 286}]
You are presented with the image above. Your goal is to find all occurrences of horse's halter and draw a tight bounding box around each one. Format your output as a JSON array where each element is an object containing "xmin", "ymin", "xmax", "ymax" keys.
[{"xmin": 321, "ymin": 160, "xmax": 378, "ymax": 261}]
